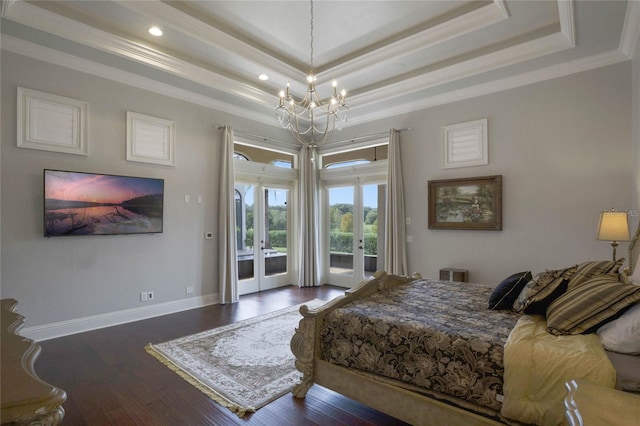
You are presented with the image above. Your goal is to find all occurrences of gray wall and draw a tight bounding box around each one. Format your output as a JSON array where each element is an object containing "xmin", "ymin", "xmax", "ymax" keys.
[
  {"xmin": 341, "ymin": 62, "xmax": 633, "ymax": 284},
  {"xmin": 400, "ymin": 63, "xmax": 633, "ymax": 284},
  {"xmin": 0, "ymin": 51, "xmax": 635, "ymax": 330},
  {"xmin": 0, "ymin": 51, "xmax": 288, "ymax": 328},
  {"xmin": 632, "ymin": 38, "xmax": 640, "ymax": 263},
  {"xmin": 634, "ymin": 40, "xmax": 640, "ymax": 221}
]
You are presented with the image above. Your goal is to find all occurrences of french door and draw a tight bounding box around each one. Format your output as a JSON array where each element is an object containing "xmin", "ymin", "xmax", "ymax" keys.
[
  {"xmin": 325, "ymin": 181, "xmax": 386, "ymax": 288},
  {"xmin": 236, "ymin": 183, "xmax": 291, "ymax": 295}
]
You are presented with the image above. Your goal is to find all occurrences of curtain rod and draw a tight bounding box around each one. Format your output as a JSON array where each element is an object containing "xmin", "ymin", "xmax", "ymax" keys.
[
  {"xmin": 218, "ymin": 125, "xmax": 412, "ymax": 148},
  {"xmin": 217, "ymin": 125, "xmax": 294, "ymax": 147},
  {"xmin": 326, "ymin": 127, "xmax": 412, "ymax": 146}
]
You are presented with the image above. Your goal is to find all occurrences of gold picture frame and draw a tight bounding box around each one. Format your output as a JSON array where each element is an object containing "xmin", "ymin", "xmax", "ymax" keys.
[{"xmin": 428, "ymin": 175, "xmax": 502, "ymax": 230}]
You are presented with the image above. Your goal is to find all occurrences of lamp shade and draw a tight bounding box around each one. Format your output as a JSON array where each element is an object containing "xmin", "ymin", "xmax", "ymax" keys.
[{"xmin": 597, "ymin": 211, "xmax": 630, "ymax": 241}]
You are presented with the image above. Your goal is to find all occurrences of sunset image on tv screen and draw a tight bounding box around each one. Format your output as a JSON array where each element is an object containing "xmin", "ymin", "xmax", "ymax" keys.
[{"xmin": 44, "ymin": 170, "xmax": 164, "ymax": 237}]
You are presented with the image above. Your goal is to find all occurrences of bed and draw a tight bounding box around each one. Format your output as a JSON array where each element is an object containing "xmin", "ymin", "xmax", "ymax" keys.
[{"xmin": 291, "ymin": 266, "xmax": 639, "ymax": 425}]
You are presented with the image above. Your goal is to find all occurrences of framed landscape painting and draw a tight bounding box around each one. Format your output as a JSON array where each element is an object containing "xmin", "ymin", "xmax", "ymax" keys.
[{"xmin": 428, "ymin": 175, "xmax": 502, "ymax": 230}]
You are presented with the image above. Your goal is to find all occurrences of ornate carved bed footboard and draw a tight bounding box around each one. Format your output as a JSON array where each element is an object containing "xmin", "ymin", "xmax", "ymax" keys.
[
  {"xmin": 290, "ymin": 270, "xmax": 419, "ymax": 398},
  {"xmin": 289, "ymin": 271, "xmax": 507, "ymax": 426}
]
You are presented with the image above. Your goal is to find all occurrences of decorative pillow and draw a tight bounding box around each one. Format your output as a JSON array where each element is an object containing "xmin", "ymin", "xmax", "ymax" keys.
[
  {"xmin": 597, "ymin": 302, "xmax": 640, "ymax": 354},
  {"xmin": 568, "ymin": 258, "xmax": 624, "ymax": 290},
  {"xmin": 488, "ymin": 271, "xmax": 532, "ymax": 310},
  {"xmin": 546, "ymin": 274, "xmax": 640, "ymax": 335},
  {"xmin": 513, "ymin": 265, "xmax": 577, "ymax": 314}
]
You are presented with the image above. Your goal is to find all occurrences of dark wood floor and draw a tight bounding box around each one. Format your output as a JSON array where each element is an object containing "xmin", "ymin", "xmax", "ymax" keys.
[{"xmin": 36, "ymin": 285, "xmax": 409, "ymax": 426}]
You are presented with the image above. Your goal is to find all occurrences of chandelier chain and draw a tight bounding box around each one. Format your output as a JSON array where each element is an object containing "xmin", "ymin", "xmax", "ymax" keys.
[{"xmin": 310, "ymin": 0, "xmax": 314, "ymax": 71}]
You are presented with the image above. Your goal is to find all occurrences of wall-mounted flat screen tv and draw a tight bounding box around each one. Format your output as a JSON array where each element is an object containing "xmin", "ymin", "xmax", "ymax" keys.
[{"xmin": 44, "ymin": 169, "xmax": 164, "ymax": 237}]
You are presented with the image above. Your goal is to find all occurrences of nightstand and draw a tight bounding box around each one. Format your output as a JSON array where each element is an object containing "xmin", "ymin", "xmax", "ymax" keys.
[{"xmin": 439, "ymin": 268, "xmax": 468, "ymax": 283}]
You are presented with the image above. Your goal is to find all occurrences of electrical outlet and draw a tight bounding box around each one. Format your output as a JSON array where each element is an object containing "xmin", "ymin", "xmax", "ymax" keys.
[
  {"xmin": 140, "ymin": 292, "xmax": 148, "ymax": 302},
  {"xmin": 148, "ymin": 291, "xmax": 154, "ymax": 301},
  {"xmin": 186, "ymin": 286, "xmax": 194, "ymax": 294}
]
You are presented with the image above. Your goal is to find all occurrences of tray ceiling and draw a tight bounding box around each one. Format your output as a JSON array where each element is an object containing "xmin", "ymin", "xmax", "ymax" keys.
[{"xmin": 1, "ymin": 1, "xmax": 637, "ymax": 129}]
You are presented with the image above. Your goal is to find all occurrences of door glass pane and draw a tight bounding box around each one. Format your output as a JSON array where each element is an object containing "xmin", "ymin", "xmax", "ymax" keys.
[
  {"xmin": 329, "ymin": 186, "xmax": 354, "ymax": 276},
  {"xmin": 363, "ymin": 184, "xmax": 386, "ymax": 278},
  {"xmin": 236, "ymin": 184, "xmax": 255, "ymax": 280},
  {"xmin": 264, "ymin": 187, "xmax": 288, "ymax": 277}
]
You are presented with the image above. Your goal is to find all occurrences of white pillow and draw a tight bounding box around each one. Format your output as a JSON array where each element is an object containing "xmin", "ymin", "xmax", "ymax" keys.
[{"xmin": 597, "ymin": 303, "xmax": 640, "ymax": 354}]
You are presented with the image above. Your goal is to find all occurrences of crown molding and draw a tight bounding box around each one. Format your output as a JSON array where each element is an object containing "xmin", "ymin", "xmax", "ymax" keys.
[
  {"xmin": 3, "ymin": 0, "xmax": 579, "ymax": 119},
  {"xmin": 116, "ymin": 0, "xmax": 304, "ymax": 77},
  {"xmin": 1, "ymin": 36, "xmax": 278, "ymax": 127},
  {"xmin": 349, "ymin": 49, "xmax": 629, "ymax": 126},
  {"xmin": 120, "ymin": 0, "xmax": 509, "ymax": 85},
  {"xmin": 316, "ymin": 1, "xmax": 509, "ymax": 80},
  {"xmin": 1, "ymin": 0, "xmax": 17, "ymax": 17},
  {"xmin": 493, "ymin": 0, "xmax": 510, "ymax": 19},
  {"xmin": 4, "ymin": 35, "xmax": 627, "ymax": 132},
  {"xmin": 351, "ymin": 30, "xmax": 571, "ymax": 107},
  {"xmin": 620, "ymin": 0, "xmax": 640, "ymax": 58},
  {"xmin": 3, "ymin": 0, "xmax": 520, "ymax": 94},
  {"xmin": 558, "ymin": 0, "xmax": 576, "ymax": 47},
  {"xmin": 4, "ymin": 1, "xmax": 273, "ymax": 106}
]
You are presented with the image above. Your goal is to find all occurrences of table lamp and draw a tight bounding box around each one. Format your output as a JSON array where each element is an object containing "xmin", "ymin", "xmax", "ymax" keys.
[{"xmin": 596, "ymin": 209, "xmax": 630, "ymax": 262}]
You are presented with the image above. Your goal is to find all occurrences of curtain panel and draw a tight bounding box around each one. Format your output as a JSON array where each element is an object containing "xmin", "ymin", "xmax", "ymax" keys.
[
  {"xmin": 384, "ymin": 129, "xmax": 408, "ymax": 275},
  {"xmin": 218, "ymin": 125, "xmax": 239, "ymax": 303},
  {"xmin": 297, "ymin": 145, "xmax": 320, "ymax": 287}
]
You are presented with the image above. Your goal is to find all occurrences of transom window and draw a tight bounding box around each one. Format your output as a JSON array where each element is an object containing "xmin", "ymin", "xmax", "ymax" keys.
[
  {"xmin": 271, "ymin": 160, "xmax": 292, "ymax": 168},
  {"xmin": 234, "ymin": 144, "xmax": 294, "ymax": 168},
  {"xmin": 326, "ymin": 159, "xmax": 370, "ymax": 169},
  {"xmin": 234, "ymin": 152, "xmax": 249, "ymax": 161},
  {"xmin": 322, "ymin": 144, "xmax": 387, "ymax": 169}
]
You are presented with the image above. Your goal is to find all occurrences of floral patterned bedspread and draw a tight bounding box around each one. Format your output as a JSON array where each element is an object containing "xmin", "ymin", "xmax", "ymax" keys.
[{"xmin": 319, "ymin": 279, "xmax": 520, "ymax": 413}]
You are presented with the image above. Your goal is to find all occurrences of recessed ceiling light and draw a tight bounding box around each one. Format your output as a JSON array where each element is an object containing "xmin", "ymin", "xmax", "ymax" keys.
[
  {"xmin": 148, "ymin": 26, "xmax": 163, "ymax": 37},
  {"xmin": 258, "ymin": 74, "xmax": 269, "ymax": 81}
]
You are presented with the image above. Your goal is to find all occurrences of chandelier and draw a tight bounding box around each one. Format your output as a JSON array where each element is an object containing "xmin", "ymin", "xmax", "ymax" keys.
[{"xmin": 275, "ymin": 0, "xmax": 349, "ymax": 146}]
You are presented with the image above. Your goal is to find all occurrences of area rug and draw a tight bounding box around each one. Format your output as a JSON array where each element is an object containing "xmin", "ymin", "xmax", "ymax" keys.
[{"xmin": 145, "ymin": 299, "xmax": 326, "ymax": 417}]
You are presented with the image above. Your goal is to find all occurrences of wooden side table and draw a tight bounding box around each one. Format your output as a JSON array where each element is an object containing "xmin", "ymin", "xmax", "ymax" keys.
[
  {"xmin": 439, "ymin": 268, "xmax": 469, "ymax": 283},
  {"xmin": 1, "ymin": 299, "xmax": 66, "ymax": 425}
]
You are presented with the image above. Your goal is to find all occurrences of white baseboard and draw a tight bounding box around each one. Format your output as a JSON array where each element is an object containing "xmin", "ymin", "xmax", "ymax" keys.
[{"xmin": 21, "ymin": 293, "xmax": 220, "ymax": 342}]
